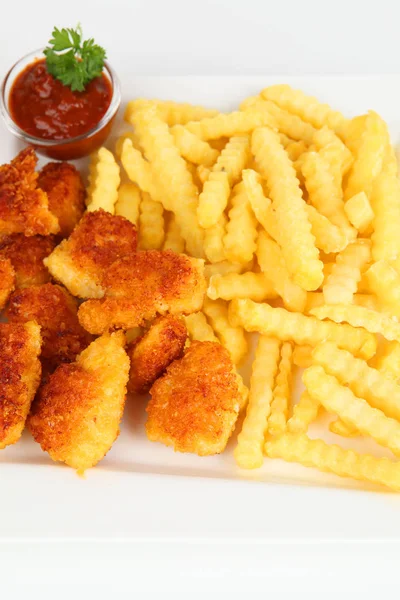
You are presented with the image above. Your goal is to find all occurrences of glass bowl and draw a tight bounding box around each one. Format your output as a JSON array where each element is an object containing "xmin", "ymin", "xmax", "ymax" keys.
[{"xmin": 0, "ymin": 48, "xmax": 121, "ymax": 160}]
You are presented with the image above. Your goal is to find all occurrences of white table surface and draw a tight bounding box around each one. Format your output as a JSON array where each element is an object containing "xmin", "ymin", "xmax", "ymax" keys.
[{"xmin": 2, "ymin": 0, "xmax": 400, "ymax": 594}]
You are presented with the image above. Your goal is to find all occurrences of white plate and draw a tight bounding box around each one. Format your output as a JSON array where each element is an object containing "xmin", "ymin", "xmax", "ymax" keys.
[{"xmin": 2, "ymin": 76, "xmax": 400, "ymax": 541}]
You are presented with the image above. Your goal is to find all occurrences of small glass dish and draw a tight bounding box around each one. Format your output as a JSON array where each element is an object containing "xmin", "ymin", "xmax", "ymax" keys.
[{"xmin": 0, "ymin": 48, "xmax": 121, "ymax": 161}]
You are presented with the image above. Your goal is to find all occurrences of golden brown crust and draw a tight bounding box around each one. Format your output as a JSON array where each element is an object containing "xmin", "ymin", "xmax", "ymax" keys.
[
  {"xmin": 0, "ymin": 233, "xmax": 56, "ymax": 288},
  {"xmin": 127, "ymin": 315, "xmax": 187, "ymax": 394},
  {"xmin": 0, "ymin": 257, "xmax": 15, "ymax": 309},
  {"xmin": 0, "ymin": 148, "xmax": 59, "ymax": 236},
  {"xmin": 0, "ymin": 321, "xmax": 42, "ymax": 448},
  {"xmin": 78, "ymin": 250, "xmax": 206, "ymax": 334},
  {"xmin": 28, "ymin": 331, "xmax": 130, "ymax": 472},
  {"xmin": 146, "ymin": 341, "xmax": 240, "ymax": 455},
  {"xmin": 38, "ymin": 162, "xmax": 86, "ymax": 238},
  {"xmin": 6, "ymin": 283, "xmax": 92, "ymax": 367}
]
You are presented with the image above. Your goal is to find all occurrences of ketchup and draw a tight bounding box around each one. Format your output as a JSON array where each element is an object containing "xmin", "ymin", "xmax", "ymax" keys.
[{"xmin": 9, "ymin": 58, "xmax": 112, "ymax": 141}]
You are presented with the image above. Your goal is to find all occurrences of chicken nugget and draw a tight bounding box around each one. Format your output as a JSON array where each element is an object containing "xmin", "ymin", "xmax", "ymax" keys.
[
  {"xmin": 0, "ymin": 257, "xmax": 15, "ymax": 309},
  {"xmin": 44, "ymin": 209, "xmax": 137, "ymax": 298},
  {"xmin": 127, "ymin": 314, "xmax": 187, "ymax": 394},
  {"xmin": 7, "ymin": 283, "xmax": 92, "ymax": 367},
  {"xmin": 0, "ymin": 321, "xmax": 42, "ymax": 448},
  {"xmin": 28, "ymin": 331, "xmax": 129, "ymax": 472},
  {"xmin": 0, "ymin": 234, "xmax": 55, "ymax": 288},
  {"xmin": 78, "ymin": 250, "xmax": 206, "ymax": 334},
  {"xmin": 38, "ymin": 162, "xmax": 85, "ymax": 238},
  {"xmin": 146, "ymin": 341, "xmax": 241, "ymax": 455},
  {"xmin": 0, "ymin": 148, "xmax": 59, "ymax": 236}
]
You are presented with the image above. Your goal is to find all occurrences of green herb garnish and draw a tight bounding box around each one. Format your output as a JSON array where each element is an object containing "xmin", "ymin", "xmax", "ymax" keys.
[{"xmin": 44, "ymin": 24, "xmax": 107, "ymax": 92}]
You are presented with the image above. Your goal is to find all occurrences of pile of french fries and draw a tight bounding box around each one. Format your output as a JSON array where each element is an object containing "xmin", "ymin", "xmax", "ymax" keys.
[{"xmin": 87, "ymin": 84, "xmax": 400, "ymax": 492}]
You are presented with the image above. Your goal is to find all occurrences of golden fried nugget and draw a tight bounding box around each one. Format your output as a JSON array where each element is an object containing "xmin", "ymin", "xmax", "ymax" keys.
[
  {"xmin": 44, "ymin": 209, "xmax": 137, "ymax": 298},
  {"xmin": 38, "ymin": 162, "xmax": 85, "ymax": 238},
  {"xmin": 0, "ymin": 257, "xmax": 14, "ymax": 309},
  {"xmin": 146, "ymin": 341, "xmax": 241, "ymax": 455},
  {"xmin": 127, "ymin": 315, "xmax": 187, "ymax": 394},
  {"xmin": 0, "ymin": 321, "xmax": 41, "ymax": 448},
  {"xmin": 7, "ymin": 283, "xmax": 92, "ymax": 367},
  {"xmin": 78, "ymin": 250, "xmax": 206, "ymax": 334},
  {"xmin": 0, "ymin": 148, "xmax": 59, "ymax": 236},
  {"xmin": 0, "ymin": 234, "xmax": 56, "ymax": 288},
  {"xmin": 29, "ymin": 331, "xmax": 129, "ymax": 472}
]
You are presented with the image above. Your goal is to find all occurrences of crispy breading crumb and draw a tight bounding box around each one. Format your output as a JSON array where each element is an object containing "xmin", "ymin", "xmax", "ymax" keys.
[
  {"xmin": 38, "ymin": 162, "xmax": 86, "ymax": 238},
  {"xmin": 7, "ymin": 283, "xmax": 92, "ymax": 367},
  {"xmin": 127, "ymin": 314, "xmax": 187, "ymax": 394},
  {"xmin": 44, "ymin": 209, "xmax": 137, "ymax": 298},
  {"xmin": 0, "ymin": 321, "xmax": 42, "ymax": 449},
  {"xmin": 146, "ymin": 341, "xmax": 241, "ymax": 455},
  {"xmin": 0, "ymin": 234, "xmax": 55, "ymax": 288},
  {"xmin": 0, "ymin": 148, "xmax": 59, "ymax": 236},
  {"xmin": 28, "ymin": 331, "xmax": 130, "ymax": 472},
  {"xmin": 0, "ymin": 257, "xmax": 15, "ymax": 309},
  {"xmin": 78, "ymin": 250, "xmax": 206, "ymax": 334}
]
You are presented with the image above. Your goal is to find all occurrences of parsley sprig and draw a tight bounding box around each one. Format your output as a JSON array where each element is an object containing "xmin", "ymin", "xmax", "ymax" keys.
[{"xmin": 44, "ymin": 25, "xmax": 107, "ymax": 92}]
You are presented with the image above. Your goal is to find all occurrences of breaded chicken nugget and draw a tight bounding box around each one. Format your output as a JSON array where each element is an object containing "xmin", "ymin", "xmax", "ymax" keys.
[
  {"xmin": 0, "ymin": 234, "xmax": 55, "ymax": 288},
  {"xmin": 0, "ymin": 148, "xmax": 59, "ymax": 236},
  {"xmin": 127, "ymin": 314, "xmax": 187, "ymax": 394},
  {"xmin": 0, "ymin": 257, "xmax": 15, "ymax": 309},
  {"xmin": 44, "ymin": 209, "xmax": 137, "ymax": 298},
  {"xmin": 38, "ymin": 162, "xmax": 86, "ymax": 238},
  {"xmin": 78, "ymin": 250, "xmax": 206, "ymax": 334},
  {"xmin": 7, "ymin": 283, "xmax": 92, "ymax": 367},
  {"xmin": 28, "ymin": 331, "xmax": 129, "ymax": 472},
  {"xmin": 146, "ymin": 341, "xmax": 241, "ymax": 455},
  {"xmin": 0, "ymin": 321, "xmax": 42, "ymax": 448}
]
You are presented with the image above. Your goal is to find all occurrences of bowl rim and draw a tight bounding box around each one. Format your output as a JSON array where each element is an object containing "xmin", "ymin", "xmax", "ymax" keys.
[{"xmin": 0, "ymin": 47, "xmax": 121, "ymax": 147}]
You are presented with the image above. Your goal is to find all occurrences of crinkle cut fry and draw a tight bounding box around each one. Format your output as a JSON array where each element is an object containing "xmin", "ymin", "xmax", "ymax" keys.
[
  {"xmin": 234, "ymin": 336, "xmax": 281, "ymax": 469},
  {"xmin": 229, "ymin": 299, "xmax": 376, "ymax": 360},
  {"xmin": 203, "ymin": 298, "xmax": 248, "ymax": 365},
  {"xmin": 252, "ymin": 127, "xmax": 323, "ymax": 291},
  {"xmin": 138, "ymin": 193, "xmax": 165, "ymax": 250},
  {"xmin": 265, "ymin": 433, "xmax": 400, "ymax": 492},
  {"xmin": 371, "ymin": 173, "xmax": 400, "ymax": 264},
  {"xmin": 125, "ymin": 98, "xmax": 219, "ymax": 126},
  {"xmin": 287, "ymin": 391, "xmax": 320, "ymax": 434},
  {"xmin": 171, "ymin": 125, "xmax": 219, "ymax": 166},
  {"xmin": 223, "ymin": 182, "xmax": 258, "ymax": 265},
  {"xmin": 303, "ymin": 366, "xmax": 400, "ymax": 457},
  {"xmin": 207, "ymin": 272, "xmax": 277, "ymax": 302},
  {"xmin": 323, "ymin": 240, "xmax": 371, "ymax": 305},
  {"xmin": 268, "ymin": 342, "xmax": 293, "ymax": 436},
  {"xmin": 185, "ymin": 109, "xmax": 276, "ymax": 140},
  {"xmin": 366, "ymin": 260, "xmax": 400, "ymax": 318},
  {"xmin": 86, "ymin": 147, "xmax": 120, "ymax": 214}
]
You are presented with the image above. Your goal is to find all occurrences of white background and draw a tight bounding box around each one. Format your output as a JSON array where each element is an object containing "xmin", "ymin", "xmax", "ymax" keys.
[{"xmin": 2, "ymin": 0, "xmax": 400, "ymax": 596}]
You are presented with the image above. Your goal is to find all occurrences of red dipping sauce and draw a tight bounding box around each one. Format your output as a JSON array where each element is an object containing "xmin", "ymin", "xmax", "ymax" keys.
[{"xmin": 8, "ymin": 58, "xmax": 115, "ymax": 160}]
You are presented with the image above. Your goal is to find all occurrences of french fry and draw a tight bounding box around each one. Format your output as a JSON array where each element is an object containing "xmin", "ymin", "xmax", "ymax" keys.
[
  {"xmin": 382, "ymin": 142, "xmax": 398, "ymax": 177},
  {"xmin": 371, "ymin": 173, "xmax": 400, "ymax": 264},
  {"xmin": 366, "ymin": 260, "xmax": 400, "ymax": 317},
  {"xmin": 301, "ymin": 150, "xmax": 354, "ymax": 237},
  {"xmin": 125, "ymin": 98, "xmax": 218, "ymax": 126},
  {"xmin": 329, "ymin": 419, "xmax": 360, "ymax": 438},
  {"xmin": 204, "ymin": 260, "xmax": 247, "ymax": 281},
  {"xmin": 86, "ymin": 147, "xmax": 120, "ymax": 214},
  {"xmin": 203, "ymin": 214, "xmax": 227, "ymax": 263},
  {"xmin": 138, "ymin": 193, "xmax": 165, "ymax": 250},
  {"xmin": 115, "ymin": 131, "xmax": 142, "ymax": 158},
  {"xmin": 260, "ymin": 84, "xmax": 348, "ymax": 137},
  {"xmin": 344, "ymin": 192, "xmax": 374, "ymax": 234},
  {"xmin": 207, "ymin": 272, "xmax": 277, "ymax": 302},
  {"xmin": 171, "ymin": 125, "xmax": 219, "ymax": 166},
  {"xmin": 114, "ymin": 183, "xmax": 141, "ymax": 226},
  {"xmin": 303, "ymin": 366, "xmax": 400, "ymax": 457},
  {"xmin": 257, "ymin": 231, "xmax": 307, "ymax": 312},
  {"xmin": 252, "ymin": 127, "xmax": 323, "ymax": 291},
  {"xmin": 310, "ymin": 303, "xmax": 400, "ymax": 343},
  {"xmin": 203, "ymin": 298, "xmax": 248, "ymax": 365},
  {"xmin": 229, "ymin": 299, "xmax": 377, "ymax": 360},
  {"xmin": 241, "ymin": 169, "xmax": 272, "ymax": 233},
  {"xmin": 185, "ymin": 109, "xmax": 275, "ymax": 140},
  {"xmin": 268, "ymin": 342, "xmax": 293, "ymax": 436},
  {"xmin": 234, "ymin": 336, "xmax": 281, "ymax": 469},
  {"xmin": 285, "ymin": 140, "xmax": 308, "ymax": 162},
  {"xmin": 197, "ymin": 164, "xmax": 211, "ymax": 184},
  {"xmin": 128, "ymin": 103, "xmax": 205, "ymax": 257},
  {"xmin": 265, "ymin": 432, "xmax": 400, "ymax": 492},
  {"xmin": 322, "ymin": 240, "xmax": 371, "ymax": 305},
  {"xmin": 312, "ymin": 126, "xmax": 353, "ymax": 185},
  {"xmin": 306, "ymin": 292, "xmax": 378, "ymax": 313},
  {"xmin": 121, "ymin": 138, "xmax": 154, "ymax": 197},
  {"xmin": 344, "ymin": 111, "xmax": 388, "ymax": 201},
  {"xmin": 287, "ymin": 392, "xmax": 320, "ymax": 433},
  {"xmin": 223, "ymin": 182, "xmax": 258, "ymax": 265},
  {"xmin": 292, "ymin": 345, "xmax": 313, "ymax": 368},
  {"xmin": 304, "ymin": 205, "xmax": 347, "ymax": 254},
  {"xmin": 162, "ymin": 213, "xmax": 185, "ymax": 253},
  {"xmin": 183, "ymin": 312, "xmax": 218, "ymax": 342},
  {"xmin": 374, "ymin": 341, "xmax": 400, "ymax": 381}
]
